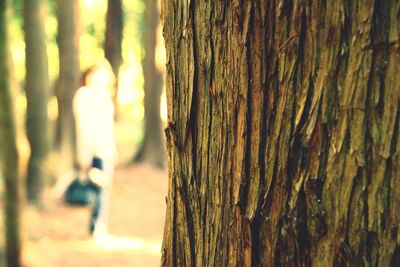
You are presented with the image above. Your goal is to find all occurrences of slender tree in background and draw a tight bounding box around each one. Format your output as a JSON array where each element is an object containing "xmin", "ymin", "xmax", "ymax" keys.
[
  {"xmin": 104, "ymin": 0, "xmax": 123, "ymax": 118},
  {"xmin": 134, "ymin": 0, "xmax": 165, "ymax": 168},
  {"xmin": 0, "ymin": 0, "xmax": 21, "ymax": 265},
  {"xmin": 55, "ymin": 0, "xmax": 80, "ymax": 172},
  {"xmin": 162, "ymin": 1, "xmax": 400, "ymax": 266},
  {"xmin": 23, "ymin": 0, "xmax": 50, "ymax": 204}
]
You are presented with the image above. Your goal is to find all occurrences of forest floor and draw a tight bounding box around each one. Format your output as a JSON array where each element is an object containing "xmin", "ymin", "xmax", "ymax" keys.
[{"xmin": 2, "ymin": 164, "xmax": 168, "ymax": 267}]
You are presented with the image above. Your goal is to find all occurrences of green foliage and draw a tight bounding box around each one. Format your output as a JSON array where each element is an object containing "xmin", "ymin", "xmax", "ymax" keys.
[
  {"xmin": 8, "ymin": 0, "xmax": 146, "ymax": 92},
  {"xmin": 123, "ymin": 0, "xmax": 145, "ymax": 52},
  {"xmin": 120, "ymin": 0, "xmax": 145, "ymax": 98},
  {"xmin": 11, "ymin": 0, "xmax": 22, "ymax": 29},
  {"xmin": 47, "ymin": 0, "xmax": 56, "ymax": 15}
]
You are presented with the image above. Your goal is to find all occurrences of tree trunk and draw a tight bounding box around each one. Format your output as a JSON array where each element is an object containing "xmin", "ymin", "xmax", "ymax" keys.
[
  {"xmin": 0, "ymin": 0, "xmax": 21, "ymax": 265},
  {"xmin": 23, "ymin": 0, "xmax": 50, "ymax": 204},
  {"xmin": 134, "ymin": 0, "xmax": 165, "ymax": 168},
  {"xmin": 104, "ymin": 0, "xmax": 123, "ymax": 119},
  {"xmin": 55, "ymin": 0, "xmax": 80, "ymax": 172},
  {"xmin": 161, "ymin": 1, "xmax": 400, "ymax": 266}
]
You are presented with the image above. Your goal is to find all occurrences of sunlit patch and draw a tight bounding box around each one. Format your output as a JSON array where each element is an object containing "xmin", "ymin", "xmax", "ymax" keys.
[
  {"xmin": 80, "ymin": 34, "xmax": 106, "ymax": 68},
  {"xmin": 117, "ymin": 60, "xmax": 144, "ymax": 105},
  {"xmin": 155, "ymin": 18, "xmax": 166, "ymax": 71},
  {"xmin": 94, "ymin": 234, "xmax": 161, "ymax": 254},
  {"xmin": 11, "ymin": 40, "xmax": 25, "ymax": 67},
  {"xmin": 16, "ymin": 95, "xmax": 27, "ymax": 114},
  {"xmin": 48, "ymin": 96, "xmax": 58, "ymax": 122},
  {"xmin": 83, "ymin": 0, "xmax": 98, "ymax": 9},
  {"xmin": 131, "ymin": 106, "xmax": 144, "ymax": 121},
  {"xmin": 160, "ymin": 90, "xmax": 167, "ymax": 123}
]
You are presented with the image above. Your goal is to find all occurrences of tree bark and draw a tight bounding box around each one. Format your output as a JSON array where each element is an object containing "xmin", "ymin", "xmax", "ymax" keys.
[
  {"xmin": 55, "ymin": 0, "xmax": 80, "ymax": 172},
  {"xmin": 0, "ymin": 0, "xmax": 21, "ymax": 265},
  {"xmin": 161, "ymin": 0, "xmax": 400, "ymax": 266},
  {"xmin": 23, "ymin": 0, "xmax": 50, "ymax": 204},
  {"xmin": 135, "ymin": 0, "xmax": 165, "ymax": 169},
  {"xmin": 104, "ymin": 0, "xmax": 123, "ymax": 118}
]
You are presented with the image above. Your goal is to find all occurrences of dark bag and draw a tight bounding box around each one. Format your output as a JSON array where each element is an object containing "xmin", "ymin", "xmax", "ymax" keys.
[
  {"xmin": 65, "ymin": 157, "xmax": 103, "ymax": 206},
  {"xmin": 65, "ymin": 178, "xmax": 100, "ymax": 206}
]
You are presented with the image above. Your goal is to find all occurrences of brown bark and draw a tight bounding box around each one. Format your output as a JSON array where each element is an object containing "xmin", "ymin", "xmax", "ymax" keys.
[
  {"xmin": 55, "ymin": 0, "xmax": 80, "ymax": 172},
  {"xmin": 135, "ymin": 0, "xmax": 165, "ymax": 169},
  {"xmin": 104, "ymin": 0, "xmax": 123, "ymax": 119},
  {"xmin": 23, "ymin": 0, "xmax": 50, "ymax": 204},
  {"xmin": 162, "ymin": 0, "xmax": 400, "ymax": 266},
  {"xmin": 0, "ymin": 0, "xmax": 21, "ymax": 265}
]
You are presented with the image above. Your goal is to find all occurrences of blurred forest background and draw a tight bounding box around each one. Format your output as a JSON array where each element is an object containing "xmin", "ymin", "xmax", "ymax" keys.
[
  {"xmin": 0, "ymin": 0, "xmax": 167, "ymax": 266},
  {"xmin": 10, "ymin": 0, "xmax": 166, "ymax": 165}
]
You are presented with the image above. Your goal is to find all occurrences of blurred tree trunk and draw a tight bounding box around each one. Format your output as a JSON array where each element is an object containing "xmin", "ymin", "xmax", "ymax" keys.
[
  {"xmin": 23, "ymin": 0, "xmax": 50, "ymax": 204},
  {"xmin": 162, "ymin": 0, "xmax": 400, "ymax": 266},
  {"xmin": 104, "ymin": 0, "xmax": 123, "ymax": 119},
  {"xmin": 134, "ymin": 0, "xmax": 165, "ymax": 168},
  {"xmin": 55, "ymin": 0, "xmax": 80, "ymax": 172},
  {"xmin": 0, "ymin": 0, "xmax": 21, "ymax": 265}
]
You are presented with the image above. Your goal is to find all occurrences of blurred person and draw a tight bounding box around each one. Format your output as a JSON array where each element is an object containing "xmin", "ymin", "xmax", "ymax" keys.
[{"xmin": 73, "ymin": 59, "xmax": 117, "ymax": 239}]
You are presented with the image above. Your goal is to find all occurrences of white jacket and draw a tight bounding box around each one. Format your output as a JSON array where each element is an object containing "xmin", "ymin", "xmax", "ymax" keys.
[{"xmin": 73, "ymin": 86, "xmax": 117, "ymax": 167}]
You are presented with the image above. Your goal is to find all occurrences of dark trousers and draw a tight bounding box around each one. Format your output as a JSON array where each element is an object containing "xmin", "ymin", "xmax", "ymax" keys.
[
  {"xmin": 89, "ymin": 156, "xmax": 103, "ymax": 235},
  {"xmin": 90, "ymin": 188, "xmax": 102, "ymax": 234}
]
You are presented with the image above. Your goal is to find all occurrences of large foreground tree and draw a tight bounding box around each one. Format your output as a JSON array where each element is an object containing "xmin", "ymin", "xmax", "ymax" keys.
[
  {"xmin": 0, "ymin": 0, "xmax": 21, "ymax": 265},
  {"xmin": 161, "ymin": 1, "xmax": 400, "ymax": 266},
  {"xmin": 23, "ymin": 0, "xmax": 50, "ymax": 203}
]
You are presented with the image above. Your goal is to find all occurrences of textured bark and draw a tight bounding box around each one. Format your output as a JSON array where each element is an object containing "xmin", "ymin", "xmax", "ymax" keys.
[
  {"xmin": 0, "ymin": 0, "xmax": 21, "ymax": 265},
  {"xmin": 135, "ymin": 0, "xmax": 165, "ymax": 168},
  {"xmin": 104, "ymin": 0, "xmax": 123, "ymax": 119},
  {"xmin": 161, "ymin": 0, "xmax": 400, "ymax": 266},
  {"xmin": 23, "ymin": 0, "xmax": 50, "ymax": 203},
  {"xmin": 55, "ymin": 0, "xmax": 80, "ymax": 172}
]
